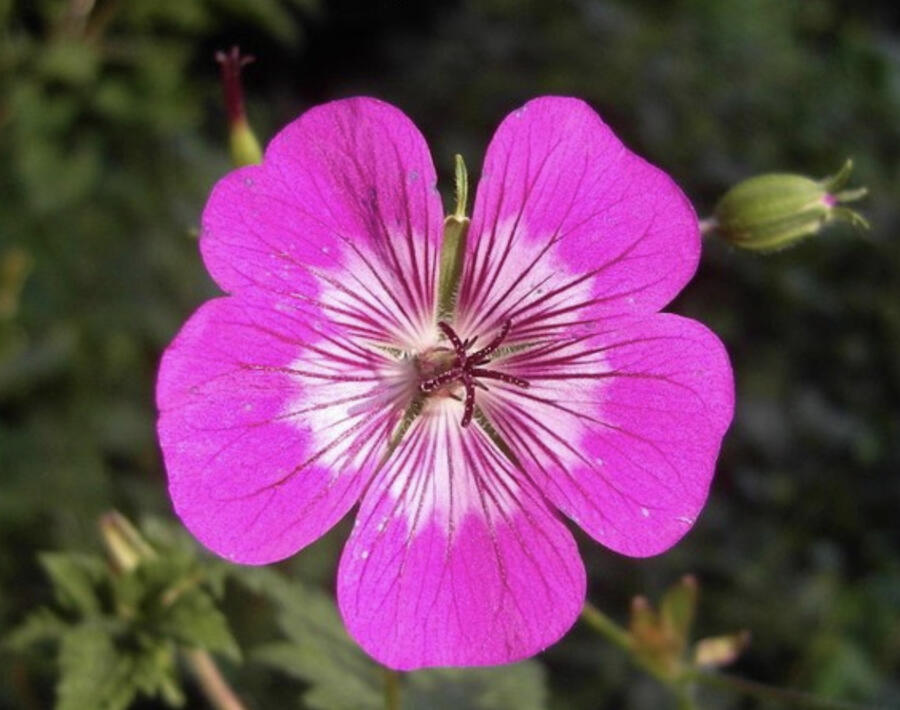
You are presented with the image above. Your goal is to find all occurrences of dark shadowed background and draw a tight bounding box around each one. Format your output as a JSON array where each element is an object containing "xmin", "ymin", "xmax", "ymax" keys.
[{"xmin": 1, "ymin": 0, "xmax": 899, "ymax": 708}]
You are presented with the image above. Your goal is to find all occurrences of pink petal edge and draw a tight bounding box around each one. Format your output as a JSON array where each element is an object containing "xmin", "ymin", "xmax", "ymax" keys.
[
  {"xmin": 156, "ymin": 297, "xmax": 408, "ymax": 564},
  {"xmin": 458, "ymin": 96, "xmax": 700, "ymax": 341},
  {"xmin": 482, "ymin": 312, "xmax": 734, "ymax": 557},
  {"xmin": 157, "ymin": 95, "xmax": 734, "ymax": 670},
  {"xmin": 200, "ymin": 97, "xmax": 444, "ymax": 350},
  {"xmin": 338, "ymin": 400, "xmax": 586, "ymax": 669}
]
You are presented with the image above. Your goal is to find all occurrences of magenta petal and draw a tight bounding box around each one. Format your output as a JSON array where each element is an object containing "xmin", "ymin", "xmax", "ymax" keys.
[
  {"xmin": 483, "ymin": 314, "xmax": 734, "ymax": 557},
  {"xmin": 337, "ymin": 400, "xmax": 586, "ymax": 669},
  {"xmin": 201, "ymin": 97, "xmax": 443, "ymax": 350},
  {"xmin": 156, "ymin": 297, "xmax": 410, "ymax": 564},
  {"xmin": 458, "ymin": 96, "xmax": 700, "ymax": 340}
]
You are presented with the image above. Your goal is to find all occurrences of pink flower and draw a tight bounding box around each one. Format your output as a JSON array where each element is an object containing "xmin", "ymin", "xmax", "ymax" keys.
[{"xmin": 156, "ymin": 97, "xmax": 734, "ymax": 669}]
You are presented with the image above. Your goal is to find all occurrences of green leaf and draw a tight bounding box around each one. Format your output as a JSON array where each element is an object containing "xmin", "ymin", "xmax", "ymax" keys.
[
  {"xmin": 130, "ymin": 640, "xmax": 185, "ymax": 707},
  {"xmin": 406, "ymin": 664, "xmax": 548, "ymax": 710},
  {"xmin": 39, "ymin": 552, "xmax": 107, "ymax": 616},
  {"xmin": 236, "ymin": 567, "xmax": 549, "ymax": 710},
  {"xmin": 56, "ymin": 624, "xmax": 186, "ymax": 710},
  {"xmin": 56, "ymin": 625, "xmax": 137, "ymax": 710},
  {"xmin": 160, "ymin": 588, "xmax": 241, "ymax": 660},
  {"xmin": 254, "ymin": 641, "xmax": 382, "ymax": 710},
  {"xmin": 139, "ymin": 516, "xmax": 231, "ymax": 597},
  {"xmin": 236, "ymin": 567, "xmax": 382, "ymax": 710}
]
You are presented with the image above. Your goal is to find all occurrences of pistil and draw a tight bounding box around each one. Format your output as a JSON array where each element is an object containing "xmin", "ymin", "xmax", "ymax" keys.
[{"xmin": 420, "ymin": 320, "xmax": 529, "ymax": 427}]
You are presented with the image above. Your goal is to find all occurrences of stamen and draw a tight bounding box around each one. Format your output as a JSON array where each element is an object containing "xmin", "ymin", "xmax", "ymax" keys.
[
  {"xmin": 469, "ymin": 368, "xmax": 530, "ymax": 389},
  {"xmin": 469, "ymin": 320, "xmax": 510, "ymax": 363},
  {"xmin": 437, "ymin": 321, "xmax": 466, "ymax": 361},
  {"xmin": 420, "ymin": 320, "xmax": 529, "ymax": 427},
  {"xmin": 461, "ymin": 374, "xmax": 476, "ymax": 427},
  {"xmin": 420, "ymin": 367, "xmax": 463, "ymax": 392}
]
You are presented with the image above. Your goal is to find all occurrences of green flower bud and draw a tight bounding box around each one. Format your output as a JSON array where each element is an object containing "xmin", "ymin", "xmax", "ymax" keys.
[
  {"xmin": 712, "ymin": 159, "xmax": 868, "ymax": 251},
  {"xmin": 229, "ymin": 120, "xmax": 263, "ymax": 169},
  {"xmin": 215, "ymin": 47, "xmax": 263, "ymax": 167},
  {"xmin": 98, "ymin": 510, "xmax": 156, "ymax": 573}
]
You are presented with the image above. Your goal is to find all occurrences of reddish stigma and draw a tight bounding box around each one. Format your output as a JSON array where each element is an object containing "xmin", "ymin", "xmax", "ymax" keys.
[
  {"xmin": 215, "ymin": 46, "xmax": 255, "ymax": 126},
  {"xmin": 420, "ymin": 321, "xmax": 530, "ymax": 427}
]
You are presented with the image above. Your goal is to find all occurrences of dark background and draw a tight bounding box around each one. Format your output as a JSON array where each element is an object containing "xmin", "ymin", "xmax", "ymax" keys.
[{"xmin": 2, "ymin": 0, "xmax": 899, "ymax": 707}]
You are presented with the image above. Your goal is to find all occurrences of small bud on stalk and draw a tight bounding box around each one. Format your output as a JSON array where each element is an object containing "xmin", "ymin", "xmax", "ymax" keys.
[
  {"xmin": 712, "ymin": 159, "xmax": 868, "ymax": 251},
  {"xmin": 215, "ymin": 46, "xmax": 262, "ymax": 167},
  {"xmin": 98, "ymin": 510, "xmax": 156, "ymax": 572}
]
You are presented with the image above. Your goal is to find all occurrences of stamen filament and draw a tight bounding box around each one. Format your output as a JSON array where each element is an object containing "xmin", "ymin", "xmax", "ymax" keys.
[
  {"xmin": 469, "ymin": 320, "xmax": 510, "ymax": 363},
  {"xmin": 437, "ymin": 320, "xmax": 466, "ymax": 360},
  {"xmin": 421, "ymin": 367, "xmax": 464, "ymax": 392},
  {"xmin": 469, "ymin": 368, "xmax": 530, "ymax": 389},
  {"xmin": 420, "ymin": 320, "xmax": 530, "ymax": 426}
]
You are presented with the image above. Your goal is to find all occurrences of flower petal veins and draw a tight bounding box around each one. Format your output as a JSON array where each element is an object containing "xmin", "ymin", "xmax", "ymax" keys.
[
  {"xmin": 479, "ymin": 314, "xmax": 733, "ymax": 557},
  {"xmin": 200, "ymin": 97, "xmax": 444, "ymax": 351},
  {"xmin": 157, "ymin": 95, "xmax": 734, "ymax": 669},
  {"xmin": 457, "ymin": 96, "xmax": 700, "ymax": 341},
  {"xmin": 156, "ymin": 296, "xmax": 412, "ymax": 564},
  {"xmin": 338, "ymin": 398, "xmax": 585, "ymax": 669}
]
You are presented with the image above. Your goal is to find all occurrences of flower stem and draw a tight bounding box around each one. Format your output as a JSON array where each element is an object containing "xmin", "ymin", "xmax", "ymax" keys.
[
  {"xmin": 582, "ymin": 602, "xmax": 879, "ymax": 710},
  {"xmin": 383, "ymin": 668, "xmax": 402, "ymax": 710},
  {"xmin": 184, "ymin": 649, "xmax": 247, "ymax": 710},
  {"xmin": 580, "ymin": 601, "xmax": 632, "ymax": 653},
  {"xmin": 582, "ymin": 601, "xmax": 675, "ymax": 686},
  {"xmin": 690, "ymin": 670, "xmax": 879, "ymax": 710}
]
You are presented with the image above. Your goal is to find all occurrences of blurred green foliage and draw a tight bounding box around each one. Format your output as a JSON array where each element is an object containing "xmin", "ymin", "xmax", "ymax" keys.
[
  {"xmin": 1, "ymin": 0, "xmax": 899, "ymax": 708},
  {"xmin": 8, "ymin": 517, "xmax": 237, "ymax": 710}
]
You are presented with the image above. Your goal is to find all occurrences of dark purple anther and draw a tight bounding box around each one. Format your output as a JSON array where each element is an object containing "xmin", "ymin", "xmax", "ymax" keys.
[{"xmin": 421, "ymin": 320, "xmax": 529, "ymax": 427}]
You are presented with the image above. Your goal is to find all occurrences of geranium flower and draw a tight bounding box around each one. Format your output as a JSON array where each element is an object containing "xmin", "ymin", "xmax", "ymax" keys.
[{"xmin": 157, "ymin": 97, "xmax": 733, "ymax": 670}]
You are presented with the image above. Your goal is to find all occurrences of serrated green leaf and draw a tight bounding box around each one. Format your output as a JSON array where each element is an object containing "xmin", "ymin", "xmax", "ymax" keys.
[
  {"xmin": 161, "ymin": 589, "xmax": 241, "ymax": 660},
  {"xmin": 56, "ymin": 624, "xmax": 186, "ymax": 710},
  {"xmin": 236, "ymin": 567, "xmax": 550, "ymax": 710},
  {"xmin": 235, "ymin": 567, "xmax": 382, "ymax": 710},
  {"xmin": 138, "ymin": 516, "xmax": 231, "ymax": 597},
  {"xmin": 56, "ymin": 625, "xmax": 137, "ymax": 710},
  {"xmin": 131, "ymin": 640, "xmax": 185, "ymax": 707},
  {"xmin": 254, "ymin": 641, "xmax": 382, "ymax": 710},
  {"xmin": 39, "ymin": 552, "xmax": 108, "ymax": 616}
]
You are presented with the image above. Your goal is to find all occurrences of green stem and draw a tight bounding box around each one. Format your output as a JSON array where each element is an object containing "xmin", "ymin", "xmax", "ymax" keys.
[
  {"xmin": 580, "ymin": 601, "xmax": 632, "ymax": 654},
  {"xmin": 383, "ymin": 668, "xmax": 402, "ymax": 710},
  {"xmin": 691, "ymin": 670, "xmax": 880, "ymax": 710},
  {"xmin": 582, "ymin": 602, "xmax": 879, "ymax": 710},
  {"xmin": 185, "ymin": 649, "xmax": 247, "ymax": 710}
]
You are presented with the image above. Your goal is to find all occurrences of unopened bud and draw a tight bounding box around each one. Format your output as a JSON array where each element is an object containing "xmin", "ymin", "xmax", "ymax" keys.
[
  {"xmin": 98, "ymin": 510, "xmax": 156, "ymax": 573},
  {"xmin": 660, "ymin": 574, "xmax": 698, "ymax": 656},
  {"xmin": 712, "ymin": 159, "xmax": 868, "ymax": 251},
  {"xmin": 693, "ymin": 630, "xmax": 751, "ymax": 668},
  {"xmin": 215, "ymin": 46, "xmax": 263, "ymax": 167}
]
